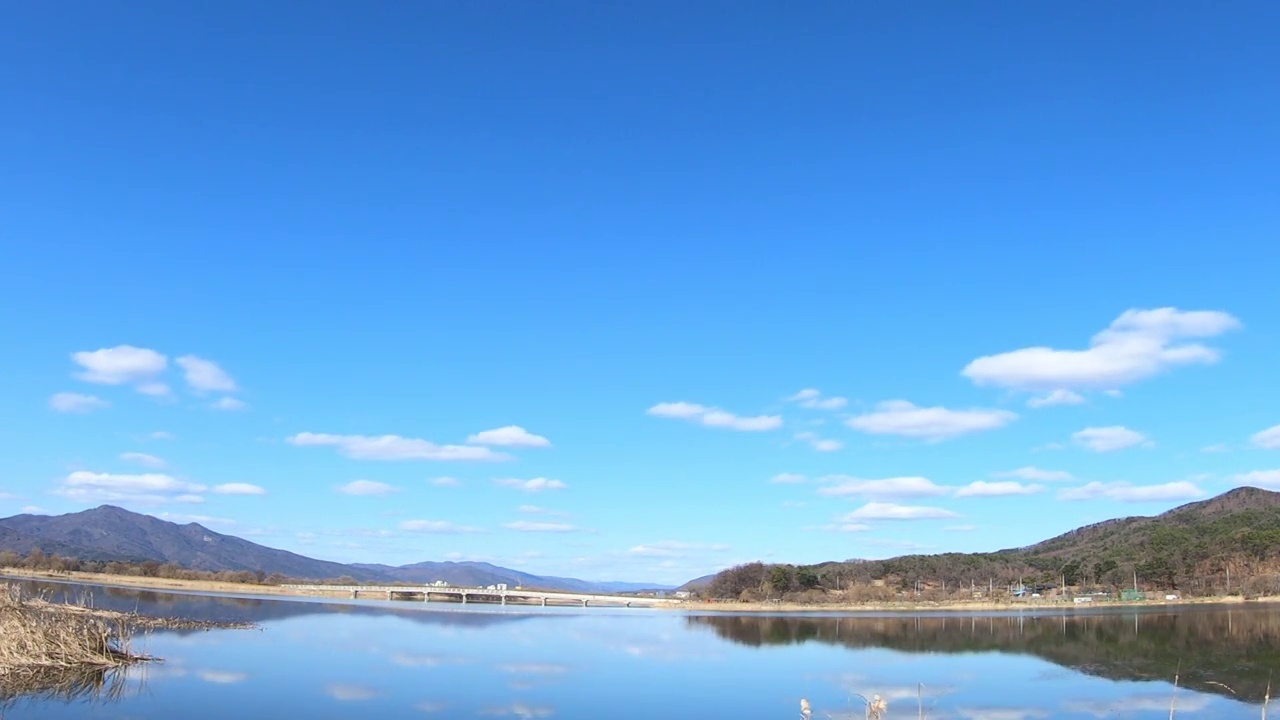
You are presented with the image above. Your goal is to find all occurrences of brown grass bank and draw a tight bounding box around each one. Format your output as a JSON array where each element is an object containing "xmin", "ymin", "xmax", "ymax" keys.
[
  {"xmin": 0, "ymin": 583, "xmax": 252, "ymax": 703},
  {"xmin": 0, "ymin": 583, "xmax": 149, "ymax": 701}
]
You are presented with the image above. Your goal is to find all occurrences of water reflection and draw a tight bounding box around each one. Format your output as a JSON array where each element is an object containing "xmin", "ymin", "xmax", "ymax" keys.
[
  {"xmin": 3, "ymin": 580, "xmax": 1275, "ymax": 718},
  {"xmin": 688, "ymin": 607, "xmax": 1280, "ymax": 703},
  {"xmin": 11, "ymin": 579, "xmax": 547, "ymax": 629},
  {"xmin": 0, "ymin": 666, "xmax": 132, "ymax": 713}
]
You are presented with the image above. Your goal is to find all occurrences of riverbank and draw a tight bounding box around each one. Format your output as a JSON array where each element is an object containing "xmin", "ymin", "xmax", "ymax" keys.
[
  {"xmin": 680, "ymin": 593, "xmax": 1280, "ymax": 613},
  {"xmin": 0, "ymin": 568, "xmax": 353, "ymax": 599},
  {"xmin": 8, "ymin": 568, "xmax": 1276, "ymax": 616}
]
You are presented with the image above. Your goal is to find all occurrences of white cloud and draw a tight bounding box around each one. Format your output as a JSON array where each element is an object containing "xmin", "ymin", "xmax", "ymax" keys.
[
  {"xmin": 1072, "ymin": 426, "xmax": 1151, "ymax": 452},
  {"xmin": 963, "ymin": 307, "xmax": 1241, "ymax": 391},
  {"xmin": 795, "ymin": 431, "xmax": 844, "ymax": 452},
  {"xmin": 466, "ymin": 426, "xmax": 551, "ymax": 448},
  {"xmin": 647, "ymin": 402, "xmax": 782, "ymax": 432},
  {"xmin": 627, "ymin": 541, "xmax": 730, "ymax": 557},
  {"xmin": 287, "ymin": 432, "xmax": 510, "ymax": 461},
  {"xmin": 1058, "ymin": 481, "xmax": 1205, "ymax": 502},
  {"xmin": 176, "ymin": 355, "xmax": 238, "ymax": 393},
  {"xmin": 136, "ymin": 382, "xmax": 172, "ymax": 397},
  {"xmin": 401, "ymin": 519, "xmax": 483, "ymax": 533},
  {"xmin": 808, "ymin": 522, "xmax": 873, "ymax": 533},
  {"xmin": 149, "ymin": 431, "xmax": 174, "ymax": 440},
  {"xmin": 212, "ymin": 483, "xmax": 267, "ymax": 496},
  {"xmin": 197, "ymin": 671, "xmax": 248, "ymax": 684},
  {"xmin": 842, "ymin": 502, "xmax": 959, "ymax": 520},
  {"xmin": 20, "ymin": 506, "xmax": 48, "ymax": 515},
  {"xmin": 72, "ymin": 345, "xmax": 168, "ymax": 389},
  {"xmin": 846, "ymin": 400, "xmax": 1016, "ymax": 441},
  {"xmin": 1201, "ymin": 443, "xmax": 1230, "ymax": 453},
  {"xmin": 495, "ymin": 478, "xmax": 567, "ymax": 493},
  {"xmin": 1066, "ymin": 693, "xmax": 1211, "ymax": 717},
  {"xmin": 431, "ymin": 477, "xmax": 462, "ymax": 487},
  {"xmin": 497, "ymin": 663, "xmax": 568, "ymax": 675},
  {"xmin": 996, "ymin": 466, "xmax": 1074, "ymax": 482},
  {"xmin": 504, "ymin": 521, "xmax": 577, "ymax": 533},
  {"xmin": 120, "ymin": 452, "xmax": 167, "ymax": 469},
  {"xmin": 769, "ymin": 473, "xmax": 806, "ymax": 485},
  {"xmin": 944, "ymin": 524, "xmax": 976, "ymax": 532},
  {"xmin": 336, "ymin": 480, "xmax": 400, "ymax": 496},
  {"xmin": 955, "ymin": 481, "xmax": 1045, "ymax": 497},
  {"xmin": 55, "ymin": 471, "xmax": 206, "ymax": 505},
  {"xmin": 787, "ymin": 388, "xmax": 848, "ymax": 410},
  {"xmin": 212, "ymin": 397, "xmax": 248, "ymax": 411},
  {"xmin": 1026, "ymin": 389, "xmax": 1085, "ymax": 408},
  {"xmin": 1232, "ymin": 470, "xmax": 1280, "ymax": 489},
  {"xmin": 49, "ymin": 392, "xmax": 110, "ymax": 414},
  {"xmin": 479, "ymin": 703, "xmax": 555, "ymax": 718},
  {"xmin": 955, "ymin": 709, "xmax": 1049, "ymax": 720},
  {"xmin": 1252, "ymin": 424, "xmax": 1280, "ymax": 449},
  {"xmin": 817, "ymin": 476, "xmax": 951, "ymax": 499},
  {"xmin": 325, "ymin": 684, "xmax": 379, "ymax": 701}
]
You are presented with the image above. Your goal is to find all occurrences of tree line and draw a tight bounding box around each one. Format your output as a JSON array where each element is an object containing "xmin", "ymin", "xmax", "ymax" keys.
[{"xmin": 703, "ymin": 506, "xmax": 1280, "ymax": 602}]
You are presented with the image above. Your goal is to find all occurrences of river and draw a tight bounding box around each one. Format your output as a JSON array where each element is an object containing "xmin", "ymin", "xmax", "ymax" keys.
[{"xmin": 3, "ymin": 580, "xmax": 1276, "ymax": 718}]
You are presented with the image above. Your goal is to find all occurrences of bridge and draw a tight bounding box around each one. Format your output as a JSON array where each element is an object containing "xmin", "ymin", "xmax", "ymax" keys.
[{"xmin": 281, "ymin": 584, "xmax": 683, "ymax": 608}]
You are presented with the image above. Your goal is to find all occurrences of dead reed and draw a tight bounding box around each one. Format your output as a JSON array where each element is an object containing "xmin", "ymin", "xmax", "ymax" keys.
[{"xmin": 0, "ymin": 583, "xmax": 149, "ymax": 698}]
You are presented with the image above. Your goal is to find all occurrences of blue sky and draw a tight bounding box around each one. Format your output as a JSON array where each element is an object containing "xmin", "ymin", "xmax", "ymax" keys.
[{"xmin": 1, "ymin": 3, "xmax": 1278, "ymax": 585}]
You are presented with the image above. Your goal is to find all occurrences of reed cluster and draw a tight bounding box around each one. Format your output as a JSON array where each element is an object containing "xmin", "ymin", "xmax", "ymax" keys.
[{"xmin": 0, "ymin": 576, "xmax": 146, "ymax": 681}]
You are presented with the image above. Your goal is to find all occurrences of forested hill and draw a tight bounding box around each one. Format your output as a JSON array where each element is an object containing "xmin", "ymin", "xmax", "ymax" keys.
[
  {"xmin": 702, "ymin": 486, "xmax": 1280, "ymax": 600},
  {"xmin": 0, "ymin": 505, "xmax": 671, "ymax": 592}
]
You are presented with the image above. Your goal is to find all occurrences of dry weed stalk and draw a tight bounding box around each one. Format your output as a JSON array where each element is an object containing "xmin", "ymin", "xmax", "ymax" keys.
[{"xmin": 0, "ymin": 583, "xmax": 148, "ymax": 687}]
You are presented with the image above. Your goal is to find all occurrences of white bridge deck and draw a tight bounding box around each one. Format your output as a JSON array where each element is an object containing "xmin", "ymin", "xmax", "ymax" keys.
[{"xmin": 282, "ymin": 584, "xmax": 681, "ymax": 607}]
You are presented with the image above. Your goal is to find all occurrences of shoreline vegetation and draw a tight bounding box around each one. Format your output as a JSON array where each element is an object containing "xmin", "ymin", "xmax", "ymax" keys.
[
  {"xmin": 1, "ymin": 582, "xmax": 145, "ymax": 703},
  {"xmin": 7, "ymin": 567, "xmax": 1280, "ymax": 615},
  {"xmin": 0, "ymin": 582, "xmax": 252, "ymax": 703}
]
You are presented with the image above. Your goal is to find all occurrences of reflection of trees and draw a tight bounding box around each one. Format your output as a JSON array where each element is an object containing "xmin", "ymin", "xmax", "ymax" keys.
[{"xmin": 689, "ymin": 609, "xmax": 1280, "ymax": 703}]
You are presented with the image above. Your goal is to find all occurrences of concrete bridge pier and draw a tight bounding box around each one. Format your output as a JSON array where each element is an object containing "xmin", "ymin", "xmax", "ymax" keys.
[
  {"xmin": 387, "ymin": 590, "xmax": 394, "ymax": 601},
  {"xmin": 500, "ymin": 593, "xmax": 506, "ymax": 606},
  {"xmin": 351, "ymin": 590, "xmax": 358, "ymax": 599},
  {"xmin": 461, "ymin": 593, "xmax": 468, "ymax": 604},
  {"xmin": 581, "ymin": 599, "xmax": 589, "ymax": 607},
  {"xmin": 540, "ymin": 597, "xmax": 547, "ymax": 607}
]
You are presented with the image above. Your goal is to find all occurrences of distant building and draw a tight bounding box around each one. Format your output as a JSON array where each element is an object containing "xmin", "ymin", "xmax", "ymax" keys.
[{"xmin": 674, "ymin": 591, "xmax": 691, "ymax": 599}]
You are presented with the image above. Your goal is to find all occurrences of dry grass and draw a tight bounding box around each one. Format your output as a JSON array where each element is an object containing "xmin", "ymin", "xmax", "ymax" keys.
[{"xmin": 0, "ymin": 583, "xmax": 150, "ymax": 701}]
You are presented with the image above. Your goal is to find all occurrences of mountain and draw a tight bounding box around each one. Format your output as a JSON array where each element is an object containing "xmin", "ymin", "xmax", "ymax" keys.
[
  {"xmin": 355, "ymin": 561, "xmax": 670, "ymax": 593},
  {"xmin": 696, "ymin": 487, "xmax": 1280, "ymax": 596},
  {"xmin": 1023, "ymin": 485, "xmax": 1280, "ymax": 558},
  {"xmin": 677, "ymin": 573, "xmax": 716, "ymax": 592},
  {"xmin": 0, "ymin": 505, "xmax": 672, "ymax": 592},
  {"xmin": 0, "ymin": 505, "xmax": 383, "ymax": 581}
]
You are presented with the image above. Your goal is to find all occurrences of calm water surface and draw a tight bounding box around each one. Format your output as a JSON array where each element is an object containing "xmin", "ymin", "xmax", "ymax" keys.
[{"xmin": 5, "ymin": 581, "xmax": 1278, "ymax": 719}]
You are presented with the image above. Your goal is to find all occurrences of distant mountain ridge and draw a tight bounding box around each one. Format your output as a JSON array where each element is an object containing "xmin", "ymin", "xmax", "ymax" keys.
[{"xmin": 0, "ymin": 505, "xmax": 672, "ymax": 593}]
